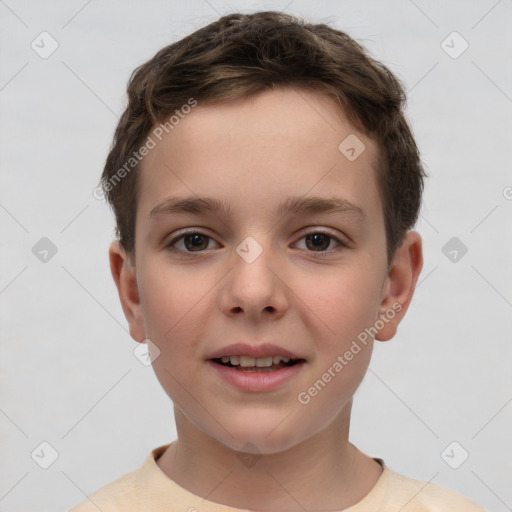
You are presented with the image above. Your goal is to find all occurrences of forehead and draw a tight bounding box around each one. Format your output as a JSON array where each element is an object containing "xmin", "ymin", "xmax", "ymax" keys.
[{"xmin": 136, "ymin": 87, "xmax": 382, "ymax": 227}]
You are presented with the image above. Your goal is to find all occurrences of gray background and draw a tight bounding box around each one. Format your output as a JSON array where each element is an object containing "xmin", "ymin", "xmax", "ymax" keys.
[{"xmin": 1, "ymin": 1, "xmax": 511, "ymax": 510}]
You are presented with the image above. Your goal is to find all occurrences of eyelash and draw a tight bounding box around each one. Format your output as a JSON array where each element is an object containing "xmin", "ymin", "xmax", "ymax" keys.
[{"xmin": 165, "ymin": 229, "xmax": 348, "ymax": 259}]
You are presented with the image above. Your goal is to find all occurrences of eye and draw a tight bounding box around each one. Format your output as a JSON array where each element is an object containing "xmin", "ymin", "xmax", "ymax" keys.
[
  {"xmin": 294, "ymin": 231, "xmax": 345, "ymax": 255},
  {"xmin": 166, "ymin": 231, "xmax": 219, "ymax": 253},
  {"xmin": 165, "ymin": 229, "xmax": 348, "ymax": 257}
]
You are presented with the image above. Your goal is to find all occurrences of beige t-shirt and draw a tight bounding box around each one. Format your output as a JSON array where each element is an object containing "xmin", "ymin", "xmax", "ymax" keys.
[{"xmin": 69, "ymin": 443, "xmax": 487, "ymax": 512}]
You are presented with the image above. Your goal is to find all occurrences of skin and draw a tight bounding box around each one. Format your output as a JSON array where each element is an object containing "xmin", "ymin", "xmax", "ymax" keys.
[{"xmin": 109, "ymin": 87, "xmax": 423, "ymax": 511}]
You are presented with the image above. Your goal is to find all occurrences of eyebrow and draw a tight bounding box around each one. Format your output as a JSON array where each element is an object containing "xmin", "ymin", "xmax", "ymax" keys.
[{"xmin": 149, "ymin": 195, "xmax": 366, "ymax": 222}]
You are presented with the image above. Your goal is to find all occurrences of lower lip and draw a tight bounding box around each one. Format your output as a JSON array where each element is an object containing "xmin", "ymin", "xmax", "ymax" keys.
[{"xmin": 207, "ymin": 360, "xmax": 305, "ymax": 392}]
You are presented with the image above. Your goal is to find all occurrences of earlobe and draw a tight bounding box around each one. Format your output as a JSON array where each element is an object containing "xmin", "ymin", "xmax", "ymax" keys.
[
  {"xmin": 375, "ymin": 231, "xmax": 423, "ymax": 342},
  {"xmin": 108, "ymin": 241, "xmax": 146, "ymax": 342}
]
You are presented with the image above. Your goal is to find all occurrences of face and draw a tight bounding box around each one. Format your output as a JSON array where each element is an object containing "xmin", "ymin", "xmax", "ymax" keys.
[{"xmin": 111, "ymin": 87, "xmax": 421, "ymax": 455}]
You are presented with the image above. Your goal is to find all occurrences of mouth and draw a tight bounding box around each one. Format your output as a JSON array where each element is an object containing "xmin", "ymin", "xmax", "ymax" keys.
[
  {"xmin": 211, "ymin": 355, "xmax": 305, "ymax": 372},
  {"xmin": 206, "ymin": 342, "xmax": 307, "ymax": 391}
]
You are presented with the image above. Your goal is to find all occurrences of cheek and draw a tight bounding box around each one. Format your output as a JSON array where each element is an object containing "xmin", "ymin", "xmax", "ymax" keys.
[
  {"xmin": 138, "ymin": 261, "xmax": 212, "ymax": 406},
  {"xmin": 138, "ymin": 259, "xmax": 212, "ymax": 351},
  {"xmin": 294, "ymin": 262, "xmax": 383, "ymax": 345}
]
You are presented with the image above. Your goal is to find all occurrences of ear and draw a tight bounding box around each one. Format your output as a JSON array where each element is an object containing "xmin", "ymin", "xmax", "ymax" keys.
[
  {"xmin": 109, "ymin": 241, "xmax": 146, "ymax": 342},
  {"xmin": 375, "ymin": 231, "xmax": 423, "ymax": 341}
]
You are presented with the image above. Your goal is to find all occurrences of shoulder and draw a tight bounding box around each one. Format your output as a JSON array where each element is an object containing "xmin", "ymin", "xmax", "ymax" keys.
[
  {"xmin": 383, "ymin": 467, "xmax": 487, "ymax": 512},
  {"xmin": 68, "ymin": 468, "xmax": 139, "ymax": 512}
]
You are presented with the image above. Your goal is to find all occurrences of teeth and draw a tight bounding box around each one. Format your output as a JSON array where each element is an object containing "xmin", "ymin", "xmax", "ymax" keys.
[
  {"xmin": 273, "ymin": 356, "xmax": 290, "ymax": 364},
  {"xmin": 220, "ymin": 355, "xmax": 293, "ymax": 366},
  {"xmin": 256, "ymin": 356, "xmax": 273, "ymax": 367}
]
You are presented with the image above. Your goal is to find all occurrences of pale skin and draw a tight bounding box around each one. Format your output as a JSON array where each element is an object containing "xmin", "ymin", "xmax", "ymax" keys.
[{"xmin": 109, "ymin": 87, "xmax": 423, "ymax": 511}]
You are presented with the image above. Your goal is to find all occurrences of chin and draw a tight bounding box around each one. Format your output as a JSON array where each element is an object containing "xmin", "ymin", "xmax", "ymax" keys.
[{"xmin": 212, "ymin": 412, "xmax": 310, "ymax": 455}]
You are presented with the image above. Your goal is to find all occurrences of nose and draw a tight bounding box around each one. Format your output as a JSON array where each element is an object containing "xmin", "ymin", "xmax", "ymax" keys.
[{"xmin": 218, "ymin": 239, "xmax": 289, "ymax": 323}]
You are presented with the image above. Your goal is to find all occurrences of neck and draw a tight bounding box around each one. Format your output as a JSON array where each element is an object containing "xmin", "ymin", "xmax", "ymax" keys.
[{"xmin": 156, "ymin": 402, "xmax": 383, "ymax": 511}]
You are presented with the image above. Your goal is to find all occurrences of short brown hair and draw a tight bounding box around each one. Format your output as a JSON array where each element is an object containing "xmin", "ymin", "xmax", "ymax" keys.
[{"xmin": 100, "ymin": 11, "xmax": 426, "ymax": 264}]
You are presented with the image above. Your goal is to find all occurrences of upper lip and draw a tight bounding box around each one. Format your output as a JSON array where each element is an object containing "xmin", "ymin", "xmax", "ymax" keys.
[{"xmin": 207, "ymin": 343, "xmax": 303, "ymax": 360}]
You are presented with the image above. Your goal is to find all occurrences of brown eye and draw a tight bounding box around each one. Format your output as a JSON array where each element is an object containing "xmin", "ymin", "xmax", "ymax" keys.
[
  {"xmin": 304, "ymin": 233, "xmax": 332, "ymax": 251},
  {"xmin": 168, "ymin": 232, "xmax": 218, "ymax": 253},
  {"xmin": 295, "ymin": 231, "xmax": 342, "ymax": 254},
  {"xmin": 183, "ymin": 234, "xmax": 209, "ymax": 251}
]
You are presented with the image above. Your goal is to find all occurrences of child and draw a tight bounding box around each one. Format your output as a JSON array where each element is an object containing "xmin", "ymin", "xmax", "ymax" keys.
[{"xmin": 71, "ymin": 11, "xmax": 486, "ymax": 511}]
